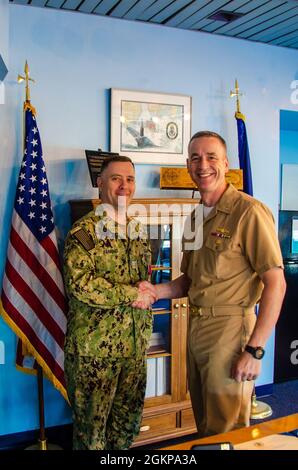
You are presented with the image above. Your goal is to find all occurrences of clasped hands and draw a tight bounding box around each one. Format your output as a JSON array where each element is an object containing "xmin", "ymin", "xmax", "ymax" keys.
[{"xmin": 132, "ymin": 281, "xmax": 158, "ymax": 310}]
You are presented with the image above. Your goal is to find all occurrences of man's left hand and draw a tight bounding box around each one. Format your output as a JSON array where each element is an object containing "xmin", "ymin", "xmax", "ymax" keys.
[{"xmin": 230, "ymin": 351, "xmax": 262, "ymax": 383}]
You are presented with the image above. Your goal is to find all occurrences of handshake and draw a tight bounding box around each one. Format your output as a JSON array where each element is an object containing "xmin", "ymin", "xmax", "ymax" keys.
[{"xmin": 132, "ymin": 281, "xmax": 159, "ymax": 310}]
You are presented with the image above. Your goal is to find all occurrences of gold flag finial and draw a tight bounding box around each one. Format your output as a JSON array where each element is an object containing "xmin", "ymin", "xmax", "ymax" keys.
[
  {"xmin": 230, "ymin": 78, "xmax": 243, "ymax": 114},
  {"xmin": 17, "ymin": 60, "xmax": 35, "ymax": 102}
]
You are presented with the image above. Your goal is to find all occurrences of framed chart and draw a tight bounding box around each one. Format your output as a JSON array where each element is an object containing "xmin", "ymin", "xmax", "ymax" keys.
[{"xmin": 110, "ymin": 88, "xmax": 191, "ymax": 165}]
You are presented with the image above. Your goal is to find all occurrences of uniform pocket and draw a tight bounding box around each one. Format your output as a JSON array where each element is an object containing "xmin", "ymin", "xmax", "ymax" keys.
[
  {"xmin": 205, "ymin": 237, "xmax": 231, "ymax": 279},
  {"xmin": 206, "ymin": 237, "xmax": 244, "ymax": 280}
]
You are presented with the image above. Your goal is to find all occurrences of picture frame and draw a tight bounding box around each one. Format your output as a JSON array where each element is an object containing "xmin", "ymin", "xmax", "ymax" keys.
[
  {"xmin": 110, "ymin": 88, "xmax": 192, "ymax": 165},
  {"xmin": 85, "ymin": 149, "xmax": 119, "ymax": 187}
]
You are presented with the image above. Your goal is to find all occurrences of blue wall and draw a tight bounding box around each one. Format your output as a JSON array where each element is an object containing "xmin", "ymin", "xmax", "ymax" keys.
[
  {"xmin": 0, "ymin": 0, "xmax": 12, "ymax": 438},
  {"xmin": 1, "ymin": 4, "xmax": 298, "ymax": 437},
  {"xmin": 0, "ymin": 0, "xmax": 8, "ymax": 65},
  {"xmin": 0, "ymin": 0, "xmax": 8, "ymax": 86}
]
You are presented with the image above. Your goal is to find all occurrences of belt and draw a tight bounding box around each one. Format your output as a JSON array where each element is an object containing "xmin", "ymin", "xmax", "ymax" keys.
[{"xmin": 189, "ymin": 304, "xmax": 255, "ymax": 317}]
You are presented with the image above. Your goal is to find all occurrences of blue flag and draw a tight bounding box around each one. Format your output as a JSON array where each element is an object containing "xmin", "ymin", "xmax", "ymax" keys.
[{"xmin": 235, "ymin": 112, "xmax": 253, "ymax": 196}]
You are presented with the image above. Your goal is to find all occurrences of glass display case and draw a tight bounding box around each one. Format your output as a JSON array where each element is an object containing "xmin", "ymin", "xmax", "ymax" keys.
[{"xmin": 145, "ymin": 224, "xmax": 172, "ymax": 400}]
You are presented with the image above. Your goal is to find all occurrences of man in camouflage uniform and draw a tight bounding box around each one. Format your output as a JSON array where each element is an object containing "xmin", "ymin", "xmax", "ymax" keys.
[{"xmin": 63, "ymin": 156, "xmax": 155, "ymax": 450}]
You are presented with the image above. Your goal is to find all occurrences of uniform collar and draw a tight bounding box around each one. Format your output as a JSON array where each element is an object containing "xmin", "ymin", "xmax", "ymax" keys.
[
  {"xmin": 94, "ymin": 205, "xmax": 145, "ymax": 238},
  {"xmin": 95, "ymin": 204, "xmax": 133, "ymax": 223},
  {"xmin": 216, "ymin": 184, "xmax": 239, "ymax": 214},
  {"xmin": 191, "ymin": 184, "xmax": 239, "ymax": 223}
]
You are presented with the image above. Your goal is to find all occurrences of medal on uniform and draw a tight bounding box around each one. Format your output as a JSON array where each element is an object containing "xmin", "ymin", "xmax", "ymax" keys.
[{"xmin": 211, "ymin": 227, "xmax": 231, "ymax": 239}]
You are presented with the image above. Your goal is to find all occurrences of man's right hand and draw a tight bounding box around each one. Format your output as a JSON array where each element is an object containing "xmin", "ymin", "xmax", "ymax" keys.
[
  {"xmin": 138, "ymin": 281, "xmax": 157, "ymax": 298},
  {"xmin": 132, "ymin": 282, "xmax": 158, "ymax": 310}
]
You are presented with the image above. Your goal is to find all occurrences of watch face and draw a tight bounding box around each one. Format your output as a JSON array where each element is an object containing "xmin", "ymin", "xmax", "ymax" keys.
[
  {"xmin": 255, "ymin": 348, "xmax": 265, "ymax": 359},
  {"xmin": 245, "ymin": 345, "xmax": 265, "ymax": 359}
]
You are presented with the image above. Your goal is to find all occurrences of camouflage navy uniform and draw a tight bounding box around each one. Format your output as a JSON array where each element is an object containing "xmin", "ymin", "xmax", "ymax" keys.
[{"xmin": 63, "ymin": 208, "xmax": 152, "ymax": 450}]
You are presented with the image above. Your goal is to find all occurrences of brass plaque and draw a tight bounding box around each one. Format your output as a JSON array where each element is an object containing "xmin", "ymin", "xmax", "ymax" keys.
[
  {"xmin": 225, "ymin": 169, "xmax": 243, "ymax": 190},
  {"xmin": 160, "ymin": 167, "xmax": 195, "ymax": 190},
  {"xmin": 160, "ymin": 167, "xmax": 243, "ymax": 190}
]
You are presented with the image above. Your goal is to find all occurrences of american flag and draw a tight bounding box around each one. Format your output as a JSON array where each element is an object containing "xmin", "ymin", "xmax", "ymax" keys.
[{"xmin": 0, "ymin": 103, "xmax": 68, "ymax": 399}]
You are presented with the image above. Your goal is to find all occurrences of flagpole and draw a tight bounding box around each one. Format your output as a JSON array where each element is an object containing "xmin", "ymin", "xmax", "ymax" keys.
[
  {"xmin": 17, "ymin": 62, "xmax": 62, "ymax": 450},
  {"xmin": 230, "ymin": 79, "xmax": 272, "ymax": 420},
  {"xmin": 25, "ymin": 364, "xmax": 48, "ymax": 450},
  {"xmin": 37, "ymin": 364, "xmax": 47, "ymax": 449}
]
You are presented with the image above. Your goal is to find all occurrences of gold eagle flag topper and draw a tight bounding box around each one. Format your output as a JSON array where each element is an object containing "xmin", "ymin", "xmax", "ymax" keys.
[
  {"xmin": 230, "ymin": 78, "xmax": 246, "ymax": 123},
  {"xmin": 18, "ymin": 60, "xmax": 35, "ymax": 103},
  {"xmin": 18, "ymin": 61, "xmax": 36, "ymax": 150}
]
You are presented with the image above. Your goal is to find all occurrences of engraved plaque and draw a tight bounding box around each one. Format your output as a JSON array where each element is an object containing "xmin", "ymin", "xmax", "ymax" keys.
[{"xmin": 160, "ymin": 167, "xmax": 243, "ymax": 190}]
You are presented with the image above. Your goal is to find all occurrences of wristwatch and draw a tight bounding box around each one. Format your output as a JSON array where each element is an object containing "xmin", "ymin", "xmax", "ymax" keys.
[{"xmin": 245, "ymin": 345, "xmax": 265, "ymax": 360}]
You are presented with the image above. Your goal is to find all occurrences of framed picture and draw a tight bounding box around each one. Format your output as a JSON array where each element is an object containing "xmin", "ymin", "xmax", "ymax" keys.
[{"xmin": 110, "ymin": 88, "xmax": 192, "ymax": 165}]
